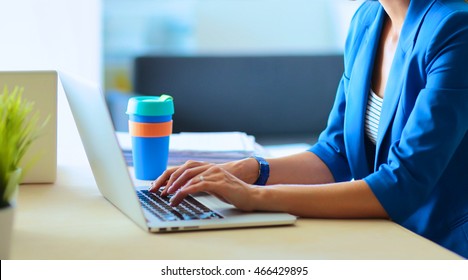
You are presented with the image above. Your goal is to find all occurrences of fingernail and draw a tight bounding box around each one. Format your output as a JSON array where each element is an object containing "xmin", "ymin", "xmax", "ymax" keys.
[{"xmin": 169, "ymin": 196, "xmax": 176, "ymax": 206}]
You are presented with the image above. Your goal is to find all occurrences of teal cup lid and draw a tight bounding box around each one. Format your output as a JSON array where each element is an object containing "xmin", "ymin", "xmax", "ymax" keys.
[{"xmin": 126, "ymin": 95, "xmax": 174, "ymax": 116}]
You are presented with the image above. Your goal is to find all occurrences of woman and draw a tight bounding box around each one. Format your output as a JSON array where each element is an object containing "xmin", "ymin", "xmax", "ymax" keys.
[{"xmin": 150, "ymin": 0, "xmax": 468, "ymax": 258}]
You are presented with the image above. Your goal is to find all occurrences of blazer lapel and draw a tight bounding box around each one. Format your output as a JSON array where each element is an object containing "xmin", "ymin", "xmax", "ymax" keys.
[
  {"xmin": 345, "ymin": 7, "xmax": 385, "ymax": 179},
  {"xmin": 374, "ymin": 0, "xmax": 436, "ymax": 167},
  {"xmin": 374, "ymin": 50, "xmax": 407, "ymax": 167}
]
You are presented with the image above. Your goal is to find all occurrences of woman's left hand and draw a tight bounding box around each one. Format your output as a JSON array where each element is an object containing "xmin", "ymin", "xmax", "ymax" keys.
[{"xmin": 166, "ymin": 165, "xmax": 258, "ymax": 212}]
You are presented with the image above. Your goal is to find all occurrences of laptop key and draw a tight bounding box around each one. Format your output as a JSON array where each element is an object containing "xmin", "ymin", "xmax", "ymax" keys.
[{"xmin": 138, "ymin": 190, "xmax": 223, "ymax": 221}]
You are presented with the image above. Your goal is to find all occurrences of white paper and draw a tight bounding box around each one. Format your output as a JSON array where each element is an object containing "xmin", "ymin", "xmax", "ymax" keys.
[{"xmin": 116, "ymin": 131, "xmax": 263, "ymax": 165}]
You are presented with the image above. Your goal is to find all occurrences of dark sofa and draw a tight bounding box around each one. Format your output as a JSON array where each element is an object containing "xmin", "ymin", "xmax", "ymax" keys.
[{"xmin": 107, "ymin": 55, "xmax": 344, "ymax": 144}]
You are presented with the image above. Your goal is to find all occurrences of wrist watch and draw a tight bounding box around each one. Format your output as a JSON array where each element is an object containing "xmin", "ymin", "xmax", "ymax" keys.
[{"xmin": 251, "ymin": 156, "xmax": 270, "ymax": 186}]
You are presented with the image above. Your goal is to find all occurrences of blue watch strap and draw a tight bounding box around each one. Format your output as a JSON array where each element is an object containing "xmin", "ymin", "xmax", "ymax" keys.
[{"xmin": 252, "ymin": 156, "xmax": 270, "ymax": 186}]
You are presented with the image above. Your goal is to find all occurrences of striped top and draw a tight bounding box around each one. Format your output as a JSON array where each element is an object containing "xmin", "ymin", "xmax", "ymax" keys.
[{"xmin": 365, "ymin": 90, "xmax": 383, "ymax": 145}]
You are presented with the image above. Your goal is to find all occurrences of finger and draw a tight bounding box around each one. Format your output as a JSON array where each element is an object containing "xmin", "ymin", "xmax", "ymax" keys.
[
  {"xmin": 166, "ymin": 165, "xmax": 211, "ymax": 195},
  {"xmin": 161, "ymin": 160, "xmax": 207, "ymax": 196},
  {"xmin": 166, "ymin": 160, "xmax": 204, "ymax": 187},
  {"xmin": 157, "ymin": 161, "xmax": 195, "ymax": 195},
  {"xmin": 149, "ymin": 166, "xmax": 179, "ymax": 192},
  {"xmin": 169, "ymin": 177, "xmax": 211, "ymax": 207}
]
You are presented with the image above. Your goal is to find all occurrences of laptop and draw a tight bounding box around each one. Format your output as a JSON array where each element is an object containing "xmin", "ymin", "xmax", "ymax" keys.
[
  {"xmin": 0, "ymin": 71, "xmax": 57, "ymax": 184},
  {"xmin": 59, "ymin": 72, "xmax": 296, "ymax": 232}
]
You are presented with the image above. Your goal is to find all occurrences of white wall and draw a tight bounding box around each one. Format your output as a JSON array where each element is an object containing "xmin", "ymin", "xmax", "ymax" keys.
[
  {"xmin": 194, "ymin": 0, "xmax": 359, "ymax": 54},
  {"xmin": 0, "ymin": 0, "xmax": 102, "ymax": 83},
  {"xmin": 104, "ymin": 0, "xmax": 362, "ymax": 57},
  {"xmin": 0, "ymin": 0, "xmax": 102, "ymax": 169}
]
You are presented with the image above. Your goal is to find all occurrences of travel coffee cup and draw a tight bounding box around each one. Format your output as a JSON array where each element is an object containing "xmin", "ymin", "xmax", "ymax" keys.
[{"xmin": 126, "ymin": 95, "xmax": 174, "ymax": 180}]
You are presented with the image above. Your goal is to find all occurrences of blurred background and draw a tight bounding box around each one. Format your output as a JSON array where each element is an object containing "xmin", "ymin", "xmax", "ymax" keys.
[
  {"xmin": 1, "ymin": 0, "xmax": 364, "ymax": 143},
  {"xmin": 103, "ymin": 0, "xmax": 361, "ymax": 93}
]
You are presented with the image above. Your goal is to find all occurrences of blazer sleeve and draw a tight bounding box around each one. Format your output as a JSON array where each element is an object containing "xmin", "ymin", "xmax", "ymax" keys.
[
  {"xmin": 307, "ymin": 2, "xmax": 373, "ymax": 182},
  {"xmin": 364, "ymin": 11, "xmax": 468, "ymax": 223},
  {"xmin": 308, "ymin": 75, "xmax": 352, "ymax": 182}
]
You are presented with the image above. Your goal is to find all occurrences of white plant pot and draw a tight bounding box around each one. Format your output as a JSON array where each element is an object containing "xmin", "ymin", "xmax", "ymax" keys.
[
  {"xmin": 0, "ymin": 205, "xmax": 15, "ymax": 260},
  {"xmin": 0, "ymin": 168, "xmax": 21, "ymax": 260}
]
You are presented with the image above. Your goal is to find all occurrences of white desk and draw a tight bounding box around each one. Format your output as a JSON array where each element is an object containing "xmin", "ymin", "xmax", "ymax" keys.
[{"xmin": 10, "ymin": 90, "xmax": 463, "ymax": 260}]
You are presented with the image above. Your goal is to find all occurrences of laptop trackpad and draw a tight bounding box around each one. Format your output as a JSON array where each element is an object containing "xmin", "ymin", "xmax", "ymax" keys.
[{"xmin": 192, "ymin": 192, "xmax": 245, "ymax": 216}]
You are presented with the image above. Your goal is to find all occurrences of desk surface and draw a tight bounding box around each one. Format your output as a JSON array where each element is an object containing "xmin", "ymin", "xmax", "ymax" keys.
[{"xmin": 10, "ymin": 90, "xmax": 462, "ymax": 260}]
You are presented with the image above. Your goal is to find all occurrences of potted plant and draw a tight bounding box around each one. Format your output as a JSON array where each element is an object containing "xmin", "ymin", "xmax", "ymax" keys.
[{"xmin": 0, "ymin": 86, "xmax": 48, "ymax": 259}]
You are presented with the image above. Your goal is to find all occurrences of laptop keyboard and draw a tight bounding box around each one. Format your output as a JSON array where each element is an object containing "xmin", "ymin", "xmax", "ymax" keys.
[{"xmin": 137, "ymin": 189, "xmax": 223, "ymax": 221}]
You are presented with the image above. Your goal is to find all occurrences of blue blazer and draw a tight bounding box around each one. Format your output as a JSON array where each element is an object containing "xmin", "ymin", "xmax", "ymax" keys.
[{"xmin": 310, "ymin": 0, "xmax": 468, "ymax": 258}]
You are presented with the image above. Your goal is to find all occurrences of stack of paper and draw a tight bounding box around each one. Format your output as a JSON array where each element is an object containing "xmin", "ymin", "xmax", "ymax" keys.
[{"xmin": 116, "ymin": 131, "xmax": 265, "ymax": 166}]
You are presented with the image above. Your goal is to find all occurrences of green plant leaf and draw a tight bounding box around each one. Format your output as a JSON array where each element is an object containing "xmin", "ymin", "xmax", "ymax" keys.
[{"xmin": 0, "ymin": 86, "xmax": 49, "ymax": 206}]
